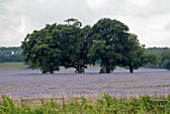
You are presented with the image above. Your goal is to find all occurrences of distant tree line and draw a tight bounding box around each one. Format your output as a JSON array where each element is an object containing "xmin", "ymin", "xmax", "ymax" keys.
[
  {"xmin": 1, "ymin": 46, "xmax": 169, "ymax": 72},
  {"xmin": 144, "ymin": 47, "xmax": 170, "ymax": 70},
  {"xmin": 0, "ymin": 47, "xmax": 23, "ymax": 63}
]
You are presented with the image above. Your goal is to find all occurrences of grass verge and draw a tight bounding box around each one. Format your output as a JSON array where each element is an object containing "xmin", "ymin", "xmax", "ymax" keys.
[
  {"xmin": 0, "ymin": 62, "xmax": 27, "ymax": 69},
  {"xmin": 1, "ymin": 93, "xmax": 170, "ymax": 114}
]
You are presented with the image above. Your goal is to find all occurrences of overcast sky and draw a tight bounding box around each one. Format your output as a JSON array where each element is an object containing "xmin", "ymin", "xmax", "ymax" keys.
[{"xmin": 0, "ymin": 0, "xmax": 170, "ymax": 47}]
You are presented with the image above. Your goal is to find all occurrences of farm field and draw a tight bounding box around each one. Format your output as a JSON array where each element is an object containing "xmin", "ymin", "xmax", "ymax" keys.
[
  {"xmin": 0, "ymin": 62, "xmax": 27, "ymax": 69},
  {"xmin": 0, "ymin": 66, "xmax": 170, "ymax": 99}
]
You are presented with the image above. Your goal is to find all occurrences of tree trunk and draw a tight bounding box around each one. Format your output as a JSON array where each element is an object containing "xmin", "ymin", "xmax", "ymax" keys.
[
  {"xmin": 100, "ymin": 67, "xmax": 110, "ymax": 73},
  {"xmin": 42, "ymin": 70, "xmax": 46, "ymax": 74},
  {"xmin": 75, "ymin": 67, "xmax": 84, "ymax": 73},
  {"xmin": 106, "ymin": 68, "xmax": 110, "ymax": 73},
  {"xmin": 50, "ymin": 70, "xmax": 54, "ymax": 74},
  {"xmin": 129, "ymin": 66, "xmax": 133, "ymax": 73},
  {"xmin": 106, "ymin": 59, "xmax": 111, "ymax": 73}
]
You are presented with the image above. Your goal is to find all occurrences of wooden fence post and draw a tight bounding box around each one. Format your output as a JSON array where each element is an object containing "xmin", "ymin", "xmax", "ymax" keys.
[
  {"xmin": 50, "ymin": 98, "xmax": 54, "ymax": 106},
  {"xmin": 62, "ymin": 95, "xmax": 65, "ymax": 109},
  {"xmin": 21, "ymin": 98, "xmax": 24, "ymax": 107},
  {"xmin": 41, "ymin": 99, "xmax": 44, "ymax": 106}
]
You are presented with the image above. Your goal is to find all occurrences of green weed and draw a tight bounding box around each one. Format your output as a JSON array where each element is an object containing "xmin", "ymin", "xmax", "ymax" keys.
[{"xmin": 0, "ymin": 93, "xmax": 170, "ymax": 114}]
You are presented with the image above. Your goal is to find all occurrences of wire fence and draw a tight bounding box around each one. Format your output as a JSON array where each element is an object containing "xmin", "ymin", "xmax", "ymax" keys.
[{"xmin": 19, "ymin": 96, "xmax": 98, "ymax": 107}]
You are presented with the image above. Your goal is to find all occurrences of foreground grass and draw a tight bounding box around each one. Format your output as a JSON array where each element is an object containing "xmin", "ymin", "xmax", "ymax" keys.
[
  {"xmin": 0, "ymin": 62, "xmax": 27, "ymax": 69},
  {"xmin": 1, "ymin": 93, "xmax": 170, "ymax": 114}
]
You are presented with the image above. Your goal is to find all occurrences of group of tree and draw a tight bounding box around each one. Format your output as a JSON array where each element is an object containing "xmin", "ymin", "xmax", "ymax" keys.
[
  {"xmin": 21, "ymin": 18, "xmax": 156, "ymax": 74},
  {"xmin": 144, "ymin": 47, "xmax": 170, "ymax": 70},
  {"xmin": 0, "ymin": 47, "xmax": 23, "ymax": 63}
]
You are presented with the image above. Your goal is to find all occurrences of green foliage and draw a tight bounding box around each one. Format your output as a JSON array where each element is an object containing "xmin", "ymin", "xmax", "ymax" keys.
[
  {"xmin": 57, "ymin": 23, "xmax": 89, "ymax": 73},
  {"xmin": 1, "ymin": 93, "xmax": 170, "ymax": 113},
  {"xmin": 0, "ymin": 93, "xmax": 16, "ymax": 114},
  {"xmin": 21, "ymin": 18, "xmax": 91, "ymax": 74},
  {"xmin": 88, "ymin": 18, "xmax": 131, "ymax": 73},
  {"xmin": 21, "ymin": 25, "xmax": 61, "ymax": 74},
  {"xmin": 143, "ymin": 52, "xmax": 158, "ymax": 64},
  {"xmin": 88, "ymin": 18, "xmax": 145, "ymax": 73},
  {"xmin": 121, "ymin": 33, "xmax": 145, "ymax": 73},
  {"xmin": 161, "ymin": 50, "xmax": 170, "ymax": 70},
  {"xmin": 21, "ymin": 17, "xmax": 147, "ymax": 74},
  {"xmin": 144, "ymin": 47, "xmax": 170, "ymax": 69}
]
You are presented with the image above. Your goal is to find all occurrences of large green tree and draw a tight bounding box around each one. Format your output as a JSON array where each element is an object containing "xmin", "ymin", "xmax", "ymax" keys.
[
  {"xmin": 121, "ymin": 33, "xmax": 145, "ymax": 73},
  {"xmin": 21, "ymin": 24, "xmax": 61, "ymax": 74},
  {"xmin": 88, "ymin": 18, "xmax": 129, "ymax": 73},
  {"xmin": 22, "ymin": 18, "xmax": 91, "ymax": 74},
  {"xmin": 57, "ymin": 19, "xmax": 90, "ymax": 73}
]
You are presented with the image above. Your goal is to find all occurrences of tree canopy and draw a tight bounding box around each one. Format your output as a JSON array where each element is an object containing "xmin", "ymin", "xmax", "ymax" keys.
[
  {"xmin": 88, "ymin": 18, "xmax": 129, "ymax": 73},
  {"xmin": 121, "ymin": 33, "xmax": 145, "ymax": 73},
  {"xmin": 21, "ymin": 18, "xmax": 148, "ymax": 74},
  {"xmin": 22, "ymin": 19, "xmax": 91, "ymax": 74}
]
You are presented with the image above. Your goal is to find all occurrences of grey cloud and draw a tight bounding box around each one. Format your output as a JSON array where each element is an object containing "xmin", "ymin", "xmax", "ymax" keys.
[
  {"xmin": 0, "ymin": 0, "xmax": 170, "ymax": 47},
  {"xmin": 103, "ymin": 0, "xmax": 170, "ymax": 18},
  {"xmin": 133, "ymin": 0, "xmax": 170, "ymax": 17},
  {"xmin": 0, "ymin": 0, "xmax": 92, "ymax": 46},
  {"xmin": 164, "ymin": 22, "xmax": 170, "ymax": 31}
]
